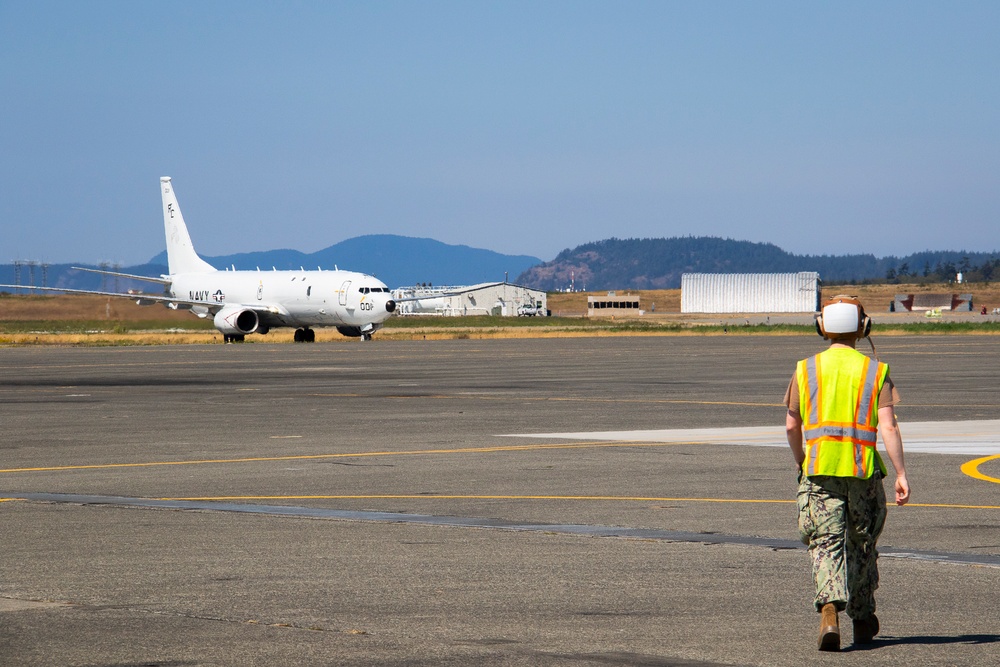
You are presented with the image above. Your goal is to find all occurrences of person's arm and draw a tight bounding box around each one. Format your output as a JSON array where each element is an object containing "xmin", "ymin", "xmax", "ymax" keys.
[
  {"xmin": 786, "ymin": 409, "xmax": 805, "ymax": 467},
  {"xmin": 878, "ymin": 405, "xmax": 910, "ymax": 505}
]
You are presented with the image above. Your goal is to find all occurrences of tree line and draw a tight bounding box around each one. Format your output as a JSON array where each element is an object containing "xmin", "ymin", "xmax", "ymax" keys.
[{"xmin": 516, "ymin": 237, "xmax": 1000, "ymax": 291}]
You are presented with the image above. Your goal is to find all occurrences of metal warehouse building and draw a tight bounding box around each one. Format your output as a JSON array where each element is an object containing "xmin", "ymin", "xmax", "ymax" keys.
[
  {"xmin": 393, "ymin": 282, "xmax": 547, "ymax": 317},
  {"xmin": 681, "ymin": 272, "xmax": 820, "ymax": 313}
]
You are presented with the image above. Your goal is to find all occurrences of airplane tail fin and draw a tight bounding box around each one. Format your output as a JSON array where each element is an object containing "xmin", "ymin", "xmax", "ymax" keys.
[{"xmin": 160, "ymin": 177, "xmax": 217, "ymax": 275}]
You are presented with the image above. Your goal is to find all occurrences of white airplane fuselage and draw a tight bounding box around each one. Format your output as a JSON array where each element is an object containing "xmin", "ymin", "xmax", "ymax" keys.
[{"xmin": 170, "ymin": 268, "xmax": 395, "ymax": 335}]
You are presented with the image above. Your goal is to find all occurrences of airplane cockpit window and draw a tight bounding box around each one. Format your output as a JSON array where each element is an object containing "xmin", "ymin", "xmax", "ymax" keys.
[{"xmin": 360, "ymin": 287, "xmax": 389, "ymax": 294}]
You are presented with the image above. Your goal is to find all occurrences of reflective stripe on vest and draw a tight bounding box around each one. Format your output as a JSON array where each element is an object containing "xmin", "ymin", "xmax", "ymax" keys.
[{"xmin": 799, "ymin": 349, "xmax": 887, "ymax": 478}]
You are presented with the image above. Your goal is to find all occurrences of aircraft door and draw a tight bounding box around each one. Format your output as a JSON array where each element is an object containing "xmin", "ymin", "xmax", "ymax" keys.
[{"xmin": 339, "ymin": 280, "xmax": 351, "ymax": 306}]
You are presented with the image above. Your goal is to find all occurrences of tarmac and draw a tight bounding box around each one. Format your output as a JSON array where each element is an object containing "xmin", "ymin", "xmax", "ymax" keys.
[{"xmin": 0, "ymin": 334, "xmax": 998, "ymax": 666}]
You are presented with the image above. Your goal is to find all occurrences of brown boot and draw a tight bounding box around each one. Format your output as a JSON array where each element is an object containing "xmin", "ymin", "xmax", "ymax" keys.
[
  {"xmin": 853, "ymin": 614, "xmax": 880, "ymax": 644},
  {"xmin": 818, "ymin": 603, "xmax": 840, "ymax": 651}
]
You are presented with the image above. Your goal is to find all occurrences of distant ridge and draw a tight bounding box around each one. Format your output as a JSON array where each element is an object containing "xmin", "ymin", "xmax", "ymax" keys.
[
  {"xmin": 6, "ymin": 235, "xmax": 999, "ymax": 295},
  {"xmin": 0, "ymin": 235, "xmax": 542, "ymax": 293},
  {"xmin": 156, "ymin": 234, "xmax": 542, "ymax": 288},
  {"xmin": 515, "ymin": 237, "xmax": 1000, "ymax": 291}
]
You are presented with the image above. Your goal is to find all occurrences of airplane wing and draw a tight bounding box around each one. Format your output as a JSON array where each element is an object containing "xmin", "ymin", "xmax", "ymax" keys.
[
  {"xmin": 391, "ymin": 282, "xmax": 506, "ymax": 302},
  {"xmin": 0, "ymin": 284, "xmax": 218, "ymax": 311},
  {"xmin": 70, "ymin": 267, "xmax": 171, "ymax": 285},
  {"xmin": 0, "ymin": 283, "xmax": 297, "ymax": 328}
]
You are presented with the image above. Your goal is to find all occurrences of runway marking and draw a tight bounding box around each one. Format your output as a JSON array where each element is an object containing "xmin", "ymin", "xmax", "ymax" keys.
[
  {"xmin": 162, "ymin": 493, "xmax": 796, "ymax": 504},
  {"xmin": 3, "ymin": 424, "xmax": 999, "ymax": 498},
  {"xmin": 154, "ymin": 495, "xmax": 1000, "ymax": 510},
  {"xmin": 306, "ymin": 393, "xmax": 783, "ymax": 407},
  {"xmin": 304, "ymin": 392, "xmax": 1000, "ymax": 409},
  {"xmin": 961, "ymin": 454, "xmax": 1000, "ymax": 485},
  {"xmin": 1, "ymin": 489, "xmax": 995, "ymax": 510},
  {"xmin": 502, "ymin": 420, "xmax": 1000, "ymax": 456},
  {"xmin": 0, "ymin": 441, "xmax": 702, "ymax": 474}
]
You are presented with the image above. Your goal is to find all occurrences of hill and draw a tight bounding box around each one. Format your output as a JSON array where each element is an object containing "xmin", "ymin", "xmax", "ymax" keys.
[
  {"xmin": 8, "ymin": 235, "xmax": 1000, "ymax": 295},
  {"xmin": 516, "ymin": 237, "xmax": 1000, "ymax": 291},
  {"xmin": 147, "ymin": 234, "xmax": 541, "ymax": 288},
  {"xmin": 2, "ymin": 235, "xmax": 541, "ymax": 293}
]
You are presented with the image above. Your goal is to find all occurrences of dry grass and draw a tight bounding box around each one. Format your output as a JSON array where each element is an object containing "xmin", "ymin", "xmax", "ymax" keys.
[
  {"xmin": 3, "ymin": 283, "xmax": 1000, "ymax": 346},
  {"xmin": 0, "ymin": 294, "xmax": 197, "ymax": 322}
]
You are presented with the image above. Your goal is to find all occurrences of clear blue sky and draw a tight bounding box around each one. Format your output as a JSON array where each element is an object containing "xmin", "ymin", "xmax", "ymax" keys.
[{"xmin": 2, "ymin": 1, "xmax": 998, "ymax": 265}]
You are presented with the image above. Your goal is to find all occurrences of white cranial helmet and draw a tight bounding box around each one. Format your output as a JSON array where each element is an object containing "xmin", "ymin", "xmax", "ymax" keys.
[
  {"xmin": 822, "ymin": 302, "xmax": 861, "ymax": 334},
  {"xmin": 816, "ymin": 295, "xmax": 871, "ymax": 340}
]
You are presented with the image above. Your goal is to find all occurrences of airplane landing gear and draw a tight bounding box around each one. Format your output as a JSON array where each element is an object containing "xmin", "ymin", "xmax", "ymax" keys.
[
  {"xmin": 223, "ymin": 334, "xmax": 245, "ymax": 344},
  {"xmin": 293, "ymin": 328, "xmax": 316, "ymax": 343}
]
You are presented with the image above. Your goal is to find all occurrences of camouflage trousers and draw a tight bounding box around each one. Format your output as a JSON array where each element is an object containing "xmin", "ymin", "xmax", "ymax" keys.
[{"xmin": 797, "ymin": 473, "xmax": 887, "ymax": 618}]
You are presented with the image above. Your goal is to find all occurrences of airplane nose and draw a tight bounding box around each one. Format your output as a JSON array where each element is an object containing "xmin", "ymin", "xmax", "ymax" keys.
[{"xmin": 385, "ymin": 299, "xmax": 396, "ymax": 313}]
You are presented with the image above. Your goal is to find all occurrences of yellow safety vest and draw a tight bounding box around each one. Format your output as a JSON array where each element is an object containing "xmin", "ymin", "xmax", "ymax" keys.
[{"xmin": 796, "ymin": 347, "xmax": 888, "ymax": 479}]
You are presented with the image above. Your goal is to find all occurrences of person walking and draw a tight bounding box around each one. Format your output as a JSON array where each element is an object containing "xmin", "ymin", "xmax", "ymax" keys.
[{"xmin": 784, "ymin": 295, "xmax": 911, "ymax": 651}]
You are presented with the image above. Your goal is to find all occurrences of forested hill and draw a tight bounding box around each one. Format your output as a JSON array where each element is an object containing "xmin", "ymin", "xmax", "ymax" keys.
[{"xmin": 514, "ymin": 237, "xmax": 1000, "ymax": 291}]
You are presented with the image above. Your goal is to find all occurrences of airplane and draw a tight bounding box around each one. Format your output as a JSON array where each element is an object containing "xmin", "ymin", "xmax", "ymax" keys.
[{"xmin": 0, "ymin": 177, "xmax": 397, "ymax": 342}]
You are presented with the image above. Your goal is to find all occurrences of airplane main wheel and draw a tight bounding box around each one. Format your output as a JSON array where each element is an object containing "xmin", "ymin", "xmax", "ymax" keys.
[
  {"xmin": 304, "ymin": 328, "xmax": 316, "ymax": 342},
  {"xmin": 293, "ymin": 328, "xmax": 305, "ymax": 343}
]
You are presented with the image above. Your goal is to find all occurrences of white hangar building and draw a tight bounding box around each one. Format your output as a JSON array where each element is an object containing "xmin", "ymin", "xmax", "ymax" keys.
[
  {"xmin": 393, "ymin": 282, "xmax": 547, "ymax": 317},
  {"xmin": 681, "ymin": 272, "xmax": 820, "ymax": 313}
]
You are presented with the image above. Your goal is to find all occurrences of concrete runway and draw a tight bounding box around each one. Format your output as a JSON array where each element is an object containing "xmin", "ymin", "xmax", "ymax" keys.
[{"xmin": 1, "ymin": 335, "xmax": 998, "ymax": 666}]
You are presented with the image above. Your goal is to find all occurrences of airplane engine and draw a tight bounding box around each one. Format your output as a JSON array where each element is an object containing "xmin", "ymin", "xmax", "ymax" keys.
[
  {"xmin": 214, "ymin": 306, "xmax": 260, "ymax": 335},
  {"xmin": 336, "ymin": 326, "xmax": 363, "ymax": 337},
  {"xmin": 336, "ymin": 324, "xmax": 382, "ymax": 339}
]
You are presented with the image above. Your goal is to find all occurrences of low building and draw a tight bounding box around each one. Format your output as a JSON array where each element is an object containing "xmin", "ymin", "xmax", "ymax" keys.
[
  {"xmin": 393, "ymin": 282, "xmax": 547, "ymax": 317},
  {"xmin": 587, "ymin": 292, "xmax": 642, "ymax": 317},
  {"xmin": 892, "ymin": 293, "xmax": 974, "ymax": 312},
  {"xmin": 681, "ymin": 272, "xmax": 820, "ymax": 313}
]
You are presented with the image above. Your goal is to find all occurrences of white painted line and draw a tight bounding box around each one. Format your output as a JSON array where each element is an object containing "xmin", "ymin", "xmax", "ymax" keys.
[
  {"xmin": 0, "ymin": 598, "xmax": 70, "ymax": 612},
  {"xmin": 501, "ymin": 420, "xmax": 1000, "ymax": 456}
]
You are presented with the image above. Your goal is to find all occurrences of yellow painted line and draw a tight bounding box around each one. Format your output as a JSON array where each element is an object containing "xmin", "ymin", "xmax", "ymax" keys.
[
  {"xmin": 155, "ymin": 494, "xmax": 1000, "ymax": 510},
  {"xmin": 2, "ymin": 490, "xmax": 995, "ymax": 509},
  {"xmin": 907, "ymin": 503, "xmax": 1000, "ymax": 509},
  {"xmin": 306, "ymin": 393, "xmax": 783, "ymax": 407},
  {"xmin": 961, "ymin": 454, "xmax": 1000, "ymax": 485},
  {"xmin": 0, "ymin": 441, "xmax": 700, "ymax": 474},
  {"xmin": 161, "ymin": 494, "xmax": 793, "ymax": 503},
  {"xmin": 542, "ymin": 397, "xmax": 784, "ymax": 407},
  {"xmin": 901, "ymin": 404, "xmax": 1000, "ymax": 408}
]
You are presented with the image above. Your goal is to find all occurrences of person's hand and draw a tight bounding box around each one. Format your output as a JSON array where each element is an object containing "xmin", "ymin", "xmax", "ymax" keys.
[{"xmin": 894, "ymin": 474, "xmax": 910, "ymax": 506}]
